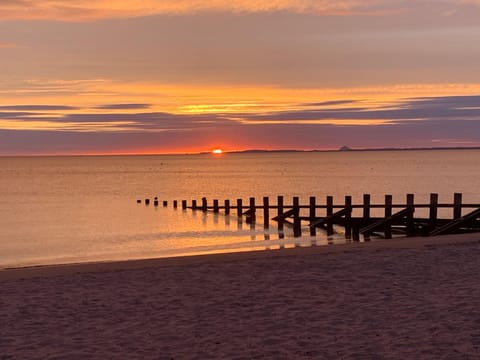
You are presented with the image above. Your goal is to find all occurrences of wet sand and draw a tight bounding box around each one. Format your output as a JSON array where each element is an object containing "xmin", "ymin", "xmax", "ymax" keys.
[{"xmin": 2, "ymin": 234, "xmax": 480, "ymax": 359}]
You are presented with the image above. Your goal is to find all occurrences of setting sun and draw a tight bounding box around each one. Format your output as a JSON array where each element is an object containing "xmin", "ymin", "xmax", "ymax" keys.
[{"xmin": 212, "ymin": 149, "xmax": 223, "ymax": 154}]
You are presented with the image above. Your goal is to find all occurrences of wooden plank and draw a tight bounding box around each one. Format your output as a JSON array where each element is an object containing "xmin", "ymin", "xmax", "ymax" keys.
[
  {"xmin": 277, "ymin": 195, "xmax": 284, "ymax": 233},
  {"xmin": 293, "ymin": 196, "xmax": 301, "ymax": 237},
  {"xmin": 454, "ymin": 193, "xmax": 462, "ymax": 219},
  {"xmin": 345, "ymin": 196, "xmax": 352, "ymax": 240},
  {"xmin": 406, "ymin": 194, "xmax": 415, "ymax": 236},
  {"xmin": 384, "ymin": 195, "xmax": 393, "ymax": 239},
  {"xmin": 429, "ymin": 193, "xmax": 438, "ymax": 231},
  {"xmin": 326, "ymin": 196, "xmax": 334, "ymax": 235},
  {"xmin": 263, "ymin": 197, "xmax": 269, "ymax": 229},
  {"xmin": 237, "ymin": 199, "xmax": 243, "ymax": 216},
  {"xmin": 430, "ymin": 207, "xmax": 480, "ymax": 236},
  {"xmin": 225, "ymin": 200, "xmax": 230, "ymax": 215},
  {"xmin": 360, "ymin": 208, "xmax": 410, "ymax": 234},
  {"xmin": 309, "ymin": 196, "xmax": 316, "ymax": 236},
  {"xmin": 362, "ymin": 194, "xmax": 371, "ymax": 241}
]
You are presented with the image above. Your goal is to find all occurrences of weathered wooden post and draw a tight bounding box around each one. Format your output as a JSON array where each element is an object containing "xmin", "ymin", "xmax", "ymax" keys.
[
  {"xmin": 237, "ymin": 199, "xmax": 243, "ymax": 217},
  {"xmin": 213, "ymin": 199, "xmax": 219, "ymax": 213},
  {"xmin": 453, "ymin": 193, "xmax": 462, "ymax": 219},
  {"xmin": 277, "ymin": 195, "xmax": 284, "ymax": 238},
  {"xmin": 182, "ymin": 200, "xmax": 187, "ymax": 210},
  {"xmin": 363, "ymin": 194, "xmax": 371, "ymax": 241},
  {"xmin": 247, "ymin": 197, "xmax": 256, "ymax": 224},
  {"xmin": 326, "ymin": 196, "xmax": 334, "ymax": 235},
  {"xmin": 202, "ymin": 197, "xmax": 207, "ymax": 212},
  {"xmin": 429, "ymin": 193, "xmax": 438, "ymax": 232},
  {"xmin": 192, "ymin": 199, "xmax": 197, "ymax": 210},
  {"xmin": 163, "ymin": 200, "xmax": 168, "ymax": 207},
  {"xmin": 309, "ymin": 196, "xmax": 316, "ymax": 236},
  {"xmin": 406, "ymin": 193, "xmax": 415, "ymax": 236},
  {"xmin": 263, "ymin": 197, "xmax": 270, "ymax": 229},
  {"xmin": 137, "ymin": 199, "xmax": 141, "ymax": 204},
  {"xmin": 293, "ymin": 196, "xmax": 301, "ymax": 237},
  {"xmin": 145, "ymin": 198, "xmax": 150, "ymax": 205},
  {"xmin": 345, "ymin": 196, "xmax": 354, "ymax": 240},
  {"xmin": 225, "ymin": 199, "xmax": 230, "ymax": 215},
  {"xmin": 154, "ymin": 197, "xmax": 159, "ymax": 206},
  {"xmin": 384, "ymin": 195, "xmax": 393, "ymax": 239},
  {"xmin": 173, "ymin": 200, "xmax": 178, "ymax": 209}
]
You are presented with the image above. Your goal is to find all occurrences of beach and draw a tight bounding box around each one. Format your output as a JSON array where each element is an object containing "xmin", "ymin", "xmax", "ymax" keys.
[{"xmin": 2, "ymin": 234, "xmax": 480, "ymax": 359}]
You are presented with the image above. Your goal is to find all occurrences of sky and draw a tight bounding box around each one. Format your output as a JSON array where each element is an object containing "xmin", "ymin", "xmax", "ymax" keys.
[{"xmin": 2, "ymin": 0, "xmax": 480, "ymax": 155}]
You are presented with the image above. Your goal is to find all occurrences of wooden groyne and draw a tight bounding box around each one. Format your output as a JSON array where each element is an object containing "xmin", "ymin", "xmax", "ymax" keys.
[{"xmin": 139, "ymin": 193, "xmax": 480, "ymax": 241}]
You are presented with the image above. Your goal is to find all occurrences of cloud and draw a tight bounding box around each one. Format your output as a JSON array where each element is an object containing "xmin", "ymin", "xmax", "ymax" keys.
[
  {"xmin": 0, "ymin": 0, "xmax": 460, "ymax": 21},
  {"xmin": 0, "ymin": 105, "xmax": 77, "ymax": 111},
  {"xmin": 95, "ymin": 103, "xmax": 151, "ymax": 110}
]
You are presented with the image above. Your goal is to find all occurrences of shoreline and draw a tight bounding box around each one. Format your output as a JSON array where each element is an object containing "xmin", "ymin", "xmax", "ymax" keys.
[{"xmin": 2, "ymin": 232, "xmax": 479, "ymax": 281}]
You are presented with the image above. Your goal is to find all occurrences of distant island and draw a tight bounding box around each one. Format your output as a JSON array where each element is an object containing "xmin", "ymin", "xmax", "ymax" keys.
[{"xmin": 199, "ymin": 146, "xmax": 480, "ymax": 155}]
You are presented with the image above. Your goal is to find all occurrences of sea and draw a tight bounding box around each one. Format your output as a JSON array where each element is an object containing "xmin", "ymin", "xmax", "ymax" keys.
[{"xmin": 1, "ymin": 149, "xmax": 480, "ymax": 269}]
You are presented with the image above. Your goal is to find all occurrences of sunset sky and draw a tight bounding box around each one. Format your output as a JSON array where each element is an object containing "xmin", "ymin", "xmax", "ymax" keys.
[{"xmin": 2, "ymin": 0, "xmax": 480, "ymax": 155}]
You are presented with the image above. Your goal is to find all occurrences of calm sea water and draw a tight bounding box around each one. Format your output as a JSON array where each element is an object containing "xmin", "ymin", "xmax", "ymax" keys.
[{"xmin": 1, "ymin": 150, "xmax": 480, "ymax": 268}]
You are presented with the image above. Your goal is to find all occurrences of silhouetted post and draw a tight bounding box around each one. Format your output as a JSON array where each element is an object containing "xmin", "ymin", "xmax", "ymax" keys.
[
  {"xmin": 202, "ymin": 197, "xmax": 207, "ymax": 212},
  {"xmin": 326, "ymin": 196, "xmax": 334, "ymax": 235},
  {"xmin": 224, "ymin": 200, "xmax": 230, "ymax": 215},
  {"xmin": 263, "ymin": 197, "xmax": 270, "ymax": 229},
  {"xmin": 173, "ymin": 200, "xmax": 178, "ymax": 209},
  {"xmin": 345, "ymin": 196, "xmax": 354, "ymax": 240},
  {"xmin": 309, "ymin": 196, "xmax": 316, "ymax": 236},
  {"xmin": 163, "ymin": 200, "xmax": 168, "ymax": 207},
  {"xmin": 192, "ymin": 199, "xmax": 197, "ymax": 210},
  {"xmin": 293, "ymin": 196, "xmax": 301, "ymax": 237},
  {"xmin": 429, "ymin": 193, "xmax": 438, "ymax": 231},
  {"xmin": 406, "ymin": 194, "xmax": 415, "ymax": 236},
  {"xmin": 137, "ymin": 199, "xmax": 141, "ymax": 204},
  {"xmin": 384, "ymin": 195, "xmax": 393, "ymax": 239},
  {"xmin": 237, "ymin": 199, "xmax": 243, "ymax": 217},
  {"xmin": 182, "ymin": 200, "xmax": 187, "ymax": 210},
  {"xmin": 363, "ymin": 194, "xmax": 371, "ymax": 241},
  {"xmin": 277, "ymin": 195, "xmax": 284, "ymax": 237},
  {"xmin": 213, "ymin": 199, "xmax": 219, "ymax": 213},
  {"xmin": 247, "ymin": 197, "xmax": 256, "ymax": 224},
  {"xmin": 145, "ymin": 198, "xmax": 150, "ymax": 205},
  {"xmin": 154, "ymin": 197, "xmax": 159, "ymax": 206},
  {"xmin": 453, "ymin": 193, "xmax": 462, "ymax": 219}
]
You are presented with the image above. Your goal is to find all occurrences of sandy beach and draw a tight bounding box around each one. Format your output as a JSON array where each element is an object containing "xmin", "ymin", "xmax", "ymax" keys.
[{"xmin": 2, "ymin": 234, "xmax": 480, "ymax": 359}]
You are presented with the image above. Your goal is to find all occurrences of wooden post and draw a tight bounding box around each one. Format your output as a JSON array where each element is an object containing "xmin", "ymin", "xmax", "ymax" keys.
[
  {"xmin": 453, "ymin": 193, "xmax": 462, "ymax": 219},
  {"xmin": 384, "ymin": 195, "xmax": 393, "ymax": 239},
  {"xmin": 237, "ymin": 199, "xmax": 243, "ymax": 217},
  {"xmin": 277, "ymin": 195, "xmax": 284, "ymax": 237},
  {"xmin": 249, "ymin": 197, "xmax": 256, "ymax": 223},
  {"xmin": 202, "ymin": 197, "xmax": 207, "ymax": 212},
  {"xmin": 326, "ymin": 196, "xmax": 334, "ymax": 236},
  {"xmin": 163, "ymin": 200, "xmax": 168, "ymax": 207},
  {"xmin": 429, "ymin": 193, "xmax": 438, "ymax": 231},
  {"xmin": 309, "ymin": 196, "xmax": 316, "ymax": 236},
  {"xmin": 406, "ymin": 193, "xmax": 415, "ymax": 236},
  {"xmin": 145, "ymin": 198, "xmax": 150, "ymax": 205},
  {"xmin": 363, "ymin": 194, "xmax": 371, "ymax": 241},
  {"xmin": 154, "ymin": 197, "xmax": 159, "ymax": 206},
  {"xmin": 173, "ymin": 200, "xmax": 178, "ymax": 209},
  {"xmin": 345, "ymin": 196, "xmax": 352, "ymax": 240},
  {"xmin": 182, "ymin": 200, "xmax": 187, "ymax": 210},
  {"xmin": 192, "ymin": 199, "xmax": 197, "ymax": 210},
  {"xmin": 225, "ymin": 200, "xmax": 230, "ymax": 215},
  {"xmin": 293, "ymin": 196, "xmax": 301, "ymax": 237},
  {"xmin": 263, "ymin": 197, "xmax": 270, "ymax": 229},
  {"xmin": 213, "ymin": 199, "xmax": 219, "ymax": 213}
]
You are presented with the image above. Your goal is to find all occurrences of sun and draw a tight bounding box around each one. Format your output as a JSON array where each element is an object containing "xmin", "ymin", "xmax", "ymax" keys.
[{"xmin": 212, "ymin": 148, "xmax": 223, "ymax": 154}]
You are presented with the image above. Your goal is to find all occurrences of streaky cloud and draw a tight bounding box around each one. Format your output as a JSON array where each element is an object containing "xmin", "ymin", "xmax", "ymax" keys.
[
  {"xmin": 95, "ymin": 103, "xmax": 152, "ymax": 110},
  {"xmin": 0, "ymin": 105, "xmax": 78, "ymax": 111}
]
